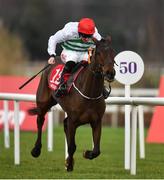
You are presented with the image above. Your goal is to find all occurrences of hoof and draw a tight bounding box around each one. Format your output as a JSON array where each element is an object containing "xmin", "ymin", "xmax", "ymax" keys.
[
  {"xmin": 31, "ymin": 146, "xmax": 41, "ymax": 158},
  {"xmin": 66, "ymin": 166, "xmax": 73, "ymax": 172},
  {"xmin": 83, "ymin": 150, "xmax": 100, "ymax": 160},
  {"xmin": 65, "ymin": 158, "xmax": 74, "ymax": 172},
  {"xmin": 83, "ymin": 150, "xmax": 93, "ymax": 160}
]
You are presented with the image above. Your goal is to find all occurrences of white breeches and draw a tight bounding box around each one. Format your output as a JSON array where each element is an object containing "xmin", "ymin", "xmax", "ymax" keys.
[{"xmin": 60, "ymin": 49, "xmax": 88, "ymax": 64}]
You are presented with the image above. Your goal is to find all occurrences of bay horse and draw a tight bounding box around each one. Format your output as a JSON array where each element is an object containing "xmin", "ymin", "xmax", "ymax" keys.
[{"xmin": 29, "ymin": 36, "xmax": 116, "ymax": 171}]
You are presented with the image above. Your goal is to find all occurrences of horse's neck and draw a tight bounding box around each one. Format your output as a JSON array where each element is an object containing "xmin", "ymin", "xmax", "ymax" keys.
[{"xmin": 77, "ymin": 64, "xmax": 103, "ymax": 97}]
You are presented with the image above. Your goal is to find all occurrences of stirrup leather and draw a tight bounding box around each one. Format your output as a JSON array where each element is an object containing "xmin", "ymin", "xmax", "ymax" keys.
[{"xmin": 55, "ymin": 83, "xmax": 68, "ymax": 97}]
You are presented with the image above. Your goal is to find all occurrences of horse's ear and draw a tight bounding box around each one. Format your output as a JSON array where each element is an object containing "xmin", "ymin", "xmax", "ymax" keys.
[{"xmin": 106, "ymin": 35, "xmax": 112, "ymax": 43}]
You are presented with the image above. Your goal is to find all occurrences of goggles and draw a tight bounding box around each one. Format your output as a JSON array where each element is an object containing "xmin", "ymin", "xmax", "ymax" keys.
[{"xmin": 79, "ymin": 32, "xmax": 93, "ymax": 38}]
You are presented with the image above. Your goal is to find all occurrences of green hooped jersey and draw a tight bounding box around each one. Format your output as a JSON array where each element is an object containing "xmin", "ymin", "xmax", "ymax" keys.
[
  {"xmin": 47, "ymin": 22, "xmax": 101, "ymax": 56},
  {"xmin": 61, "ymin": 38, "xmax": 95, "ymax": 52}
]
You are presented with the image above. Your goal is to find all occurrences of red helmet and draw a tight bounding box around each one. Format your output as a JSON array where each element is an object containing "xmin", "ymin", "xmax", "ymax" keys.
[{"xmin": 78, "ymin": 18, "xmax": 95, "ymax": 35}]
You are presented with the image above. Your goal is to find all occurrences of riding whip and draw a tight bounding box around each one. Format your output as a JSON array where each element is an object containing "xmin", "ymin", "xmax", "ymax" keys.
[{"xmin": 19, "ymin": 64, "xmax": 51, "ymax": 90}]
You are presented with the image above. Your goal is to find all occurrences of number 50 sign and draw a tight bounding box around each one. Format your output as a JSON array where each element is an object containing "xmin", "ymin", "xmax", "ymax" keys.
[{"xmin": 114, "ymin": 51, "xmax": 144, "ymax": 85}]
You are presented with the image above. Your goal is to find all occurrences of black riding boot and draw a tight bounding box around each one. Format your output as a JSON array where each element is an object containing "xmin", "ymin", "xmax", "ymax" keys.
[{"xmin": 55, "ymin": 61, "xmax": 76, "ymax": 98}]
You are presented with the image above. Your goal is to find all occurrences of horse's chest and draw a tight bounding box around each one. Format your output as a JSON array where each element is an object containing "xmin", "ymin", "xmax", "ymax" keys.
[
  {"xmin": 61, "ymin": 97, "xmax": 105, "ymax": 123},
  {"xmin": 79, "ymin": 103, "xmax": 105, "ymax": 122}
]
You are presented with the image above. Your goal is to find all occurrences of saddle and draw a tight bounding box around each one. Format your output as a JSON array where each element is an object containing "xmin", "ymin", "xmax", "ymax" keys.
[{"xmin": 48, "ymin": 61, "xmax": 88, "ymax": 94}]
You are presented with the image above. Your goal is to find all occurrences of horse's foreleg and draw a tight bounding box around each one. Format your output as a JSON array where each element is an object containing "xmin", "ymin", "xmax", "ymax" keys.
[
  {"xmin": 31, "ymin": 114, "xmax": 45, "ymax": 158},
  {"xmin": 84, "ymin": 121, "xmax": 102, "ymax": 160},
  {"xmin": 64, "ymin": 119, "xmax": 76, "ymax": 172},
  {"xmin": 63, "ymin": 117, "xmax": 68, "ymax": 138}
]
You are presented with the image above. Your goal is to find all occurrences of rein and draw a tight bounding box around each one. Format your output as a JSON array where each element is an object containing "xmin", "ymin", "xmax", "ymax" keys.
[
  {"xmin": 72, "ymin": 82, "xmax": 103, "ymax": 100},
  {"xmin": 88, "ymin": 48, "xmax": 104, "ymax": 77}
]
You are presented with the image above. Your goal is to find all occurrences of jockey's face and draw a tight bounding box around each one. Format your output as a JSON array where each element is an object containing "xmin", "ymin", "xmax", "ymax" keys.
[{"xmin": 79, "ymin": 33, "xmax": 93, "ymax": 42}]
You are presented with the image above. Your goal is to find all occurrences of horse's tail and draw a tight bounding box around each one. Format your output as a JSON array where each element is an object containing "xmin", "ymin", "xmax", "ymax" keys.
[{"xmin": 28, "ymin": 107, "xmax": 40, "ymax": 116}]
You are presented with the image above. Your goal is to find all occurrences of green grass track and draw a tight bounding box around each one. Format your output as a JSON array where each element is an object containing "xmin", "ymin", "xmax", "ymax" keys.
[{"xmin": 0, "ymin": 126, "xmax": 164, "ymax": 179}]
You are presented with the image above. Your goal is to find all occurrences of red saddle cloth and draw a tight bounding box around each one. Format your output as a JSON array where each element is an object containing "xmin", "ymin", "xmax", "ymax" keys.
[
  {"xmin": 48, "ymin": 64, "xmax": 64, "ymax": 91},
  {"xmin": 48, "ymin": 63, "xmax": 86, "ymax": 92}
]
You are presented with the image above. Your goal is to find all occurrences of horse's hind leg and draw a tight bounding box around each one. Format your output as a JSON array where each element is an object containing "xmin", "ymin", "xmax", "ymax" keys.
[
  {"xmin": 84, "ymin": 120, "xmax": 102, "ymax": 160},
  {"xmin": 64, "ymin": 117, "xmax": 77, "ymax": 171},
  {"xmin": 31, "ymin": 111, "xmax": 45, "ymax": 157},
  {"xmin": 31, "ymin": 98, "xmax": 57, "ymax": 158},
  {"xmin": 31, "ymin": 68, "xmax": 57, "ymax": 157}
]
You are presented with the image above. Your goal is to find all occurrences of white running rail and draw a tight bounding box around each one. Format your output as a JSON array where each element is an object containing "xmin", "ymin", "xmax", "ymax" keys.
[{"xmin": 1, "ymin": 93, "xmax": 164, "ymax": 175}]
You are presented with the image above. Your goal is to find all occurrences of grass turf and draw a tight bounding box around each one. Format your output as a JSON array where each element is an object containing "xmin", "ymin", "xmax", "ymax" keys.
[{"xmin": 0, "ymin": 126, "xmax": 164, "ymax": 179}]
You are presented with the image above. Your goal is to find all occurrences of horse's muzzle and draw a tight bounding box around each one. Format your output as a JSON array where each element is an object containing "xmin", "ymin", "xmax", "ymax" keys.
[{"xmin": 104, "ymin": 69, "xmax": 116, "ymax": 82}]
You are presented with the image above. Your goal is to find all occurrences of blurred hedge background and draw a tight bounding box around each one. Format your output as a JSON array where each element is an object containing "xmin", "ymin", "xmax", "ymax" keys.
[{"xmin": 0, "ymin": 0, "xmax": 164, "ymax": 88}]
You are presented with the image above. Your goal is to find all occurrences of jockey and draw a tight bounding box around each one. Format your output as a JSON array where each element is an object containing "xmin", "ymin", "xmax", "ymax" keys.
[{"xmin": 47, "ymin": 18, "xmax": 110, "ymax": 98}]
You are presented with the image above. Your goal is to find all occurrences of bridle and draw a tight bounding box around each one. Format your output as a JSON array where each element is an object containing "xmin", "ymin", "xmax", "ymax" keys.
[
  {"xmin": 72, "ymin": 38, "xmax": 116, "ymax": 100},
  {"xmin": 88, "ymin": 46, "xmax": 116, "ymax": 80},
  {"xmin": 87, "ymin": 47, "xmax": 103, "ymax": 78},
  {"xmin": 72, "ymin": 48, "xmax": 104, "ymax": 100}
]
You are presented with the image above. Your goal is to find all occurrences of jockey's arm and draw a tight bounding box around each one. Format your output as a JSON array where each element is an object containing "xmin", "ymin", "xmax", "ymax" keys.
[
  {"xmin": 47, "ymin": 23, "xmax": 75, "ymax": 64},
  {"xmin": 47, "ymin": 30, "xmax": 65, "ymax": 64}
]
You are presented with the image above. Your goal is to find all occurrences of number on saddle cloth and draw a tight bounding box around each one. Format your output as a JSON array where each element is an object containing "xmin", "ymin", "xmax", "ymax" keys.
[
  {"xmin": 48, "ymin": 61, "xmax": 88, "ymax": 92},
  {"xmin": 48, "ymin": 64, "xmax": 64, "ymax": 91}
]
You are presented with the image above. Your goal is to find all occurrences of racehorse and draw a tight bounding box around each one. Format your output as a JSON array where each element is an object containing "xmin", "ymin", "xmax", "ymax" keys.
[{"xmin": 29, "ymin": 36, "xmax": 116, "ymax": 171}]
